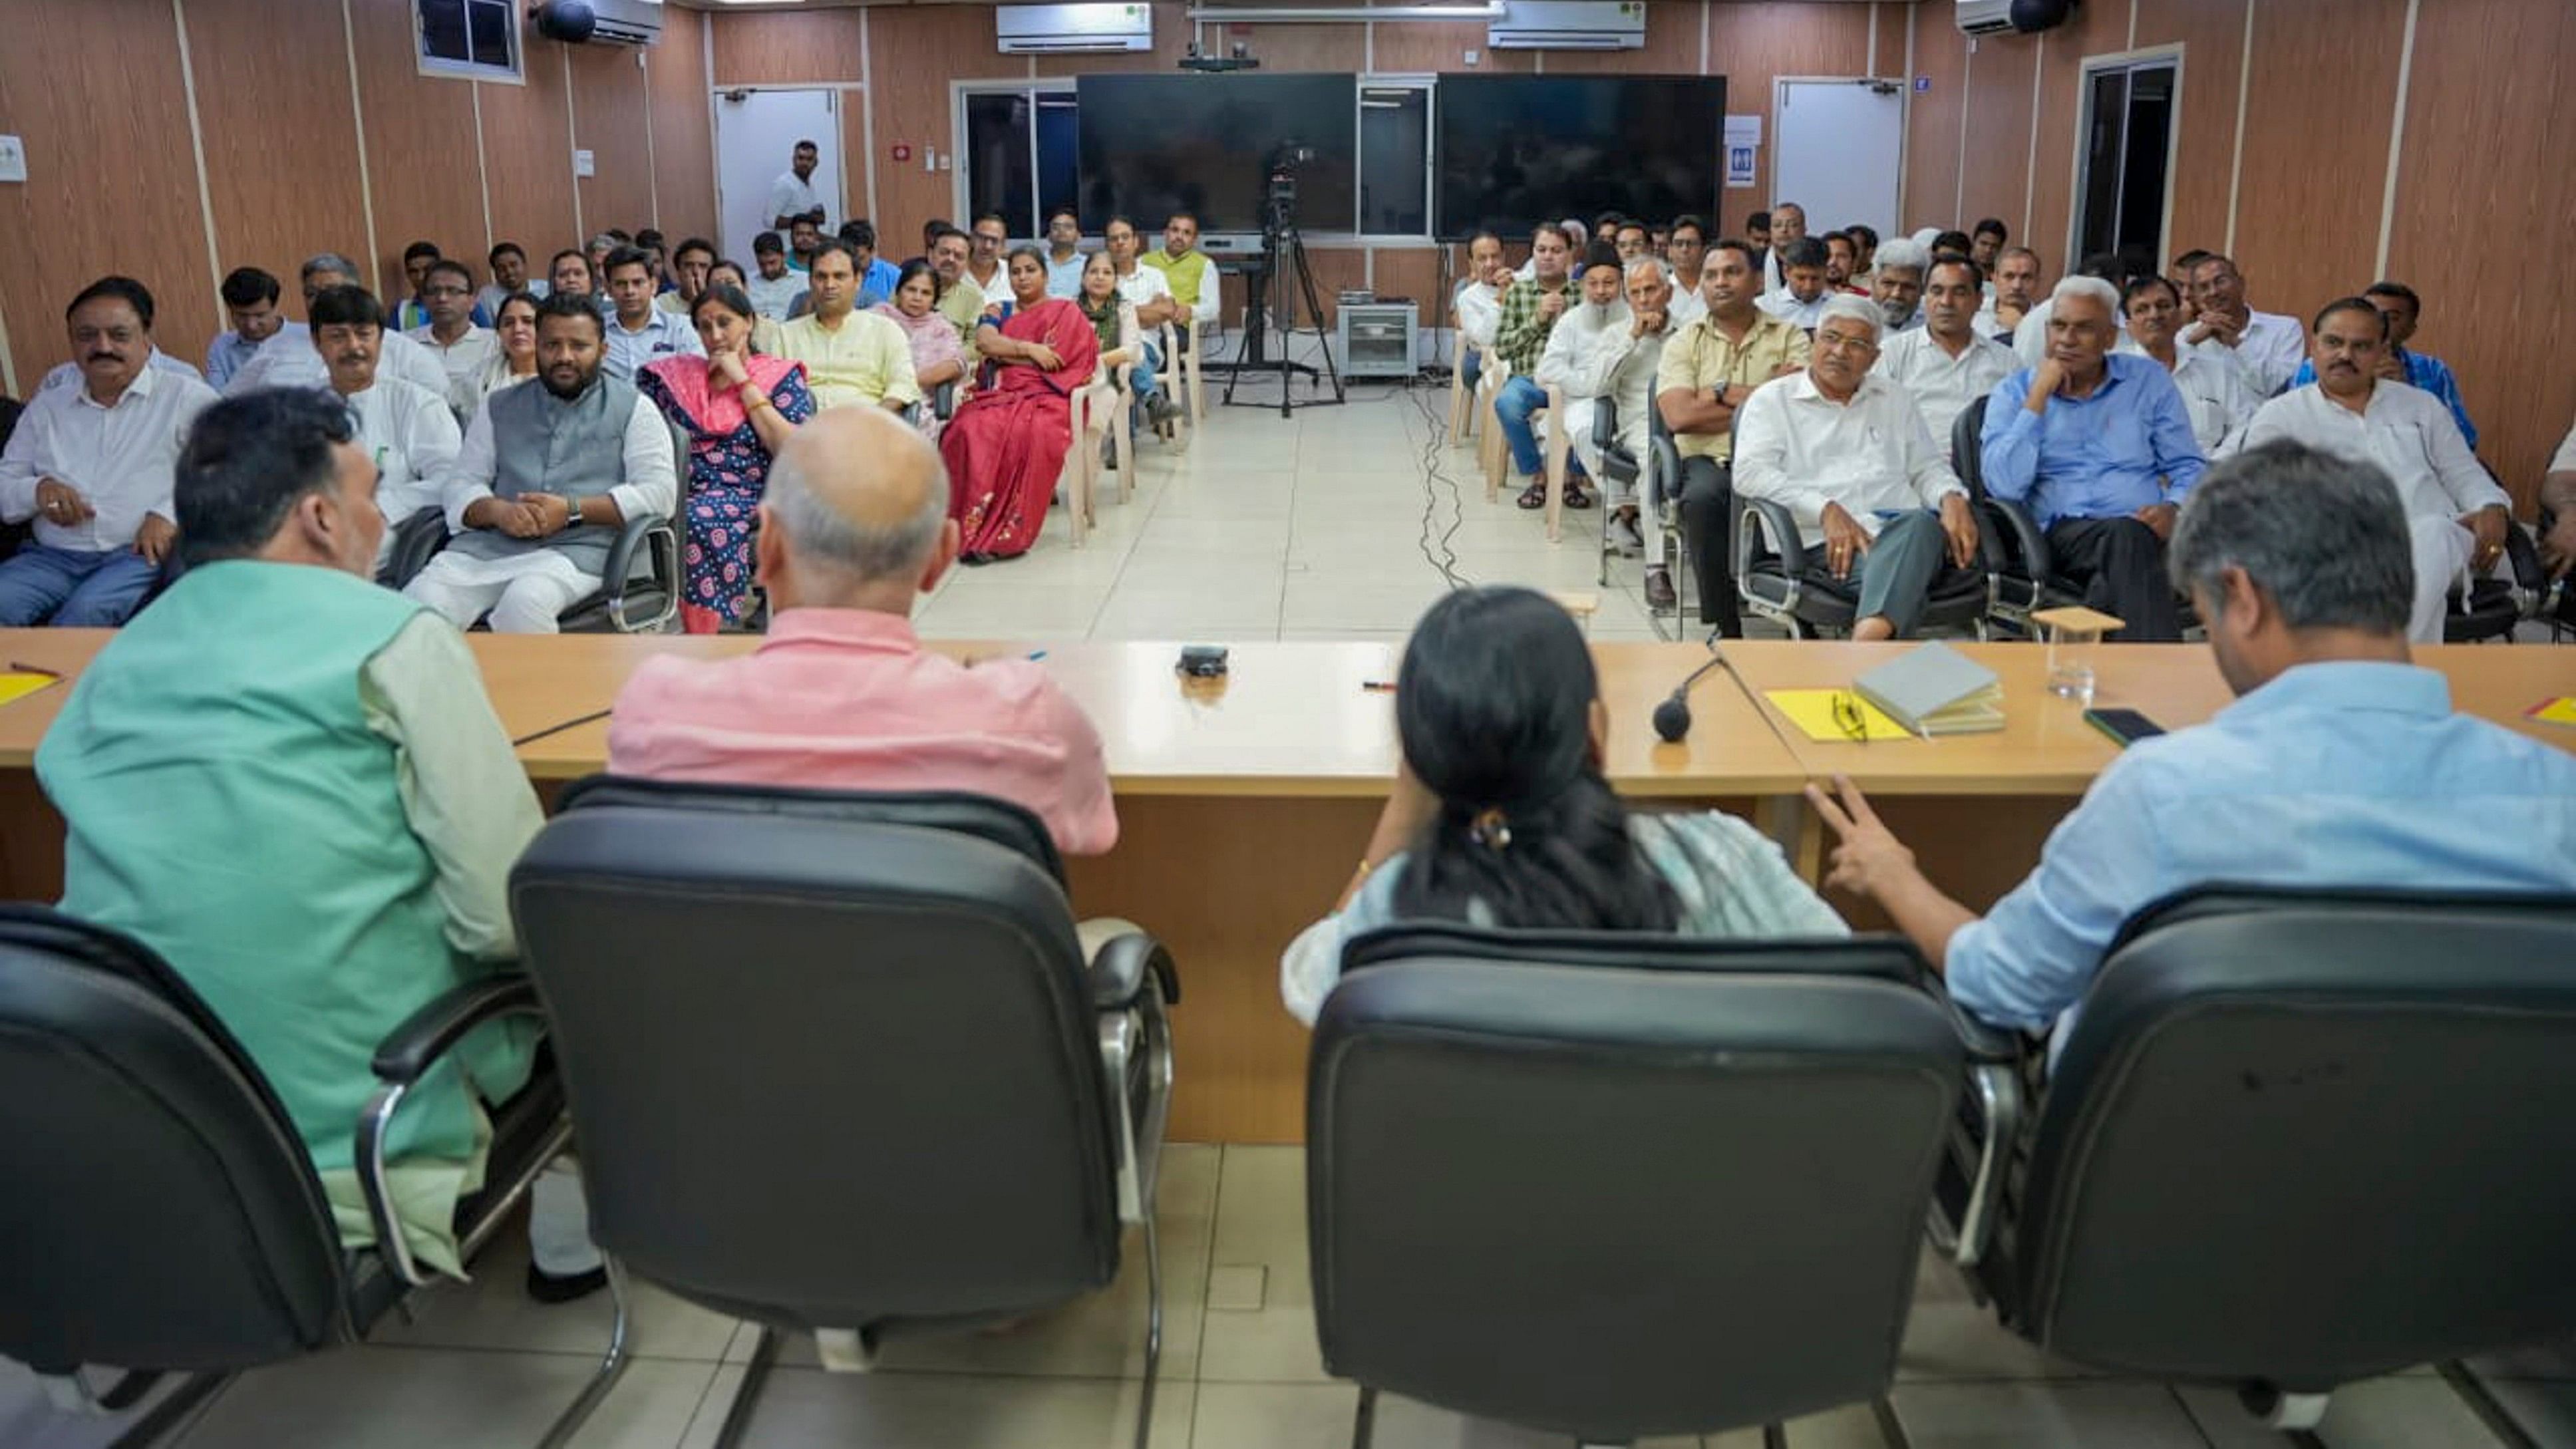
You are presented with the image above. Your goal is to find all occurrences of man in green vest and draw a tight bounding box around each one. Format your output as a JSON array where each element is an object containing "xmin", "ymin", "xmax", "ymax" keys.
[
  {"xmin": 1140, "ymin": 212, "xmax": 1219, "ymax": 345},
  {"xmin": 36, "ymin": 388, "xmax": 601, "ymax": 1297}
]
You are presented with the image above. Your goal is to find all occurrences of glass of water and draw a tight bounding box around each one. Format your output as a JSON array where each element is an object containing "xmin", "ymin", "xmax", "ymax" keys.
[{"xmin": 2034, "ymin": 607, "xmax": 2117, "ymax": 707}]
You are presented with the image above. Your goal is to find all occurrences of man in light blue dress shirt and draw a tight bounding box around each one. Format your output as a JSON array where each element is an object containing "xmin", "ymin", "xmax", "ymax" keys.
[
  {"xmin": 598, "ymin": 246, "xmax": 703, "ymax": 383},
  {"xmin": 1810, "ymin": 440, "xmax": 2576, "ymax": 1045},
  {"xmin": 1981, "ymin": 276, "xmax": 2206, "ymax": 641},
  {"xmin": 206, "ymin": 267, "xmax": 303, "ymax": 391}
]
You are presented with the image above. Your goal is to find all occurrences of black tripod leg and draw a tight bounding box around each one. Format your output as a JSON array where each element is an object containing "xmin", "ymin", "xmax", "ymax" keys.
[{"xmin": 1291, "ymin": 235, "xmax": 1345, "ymax": 402}]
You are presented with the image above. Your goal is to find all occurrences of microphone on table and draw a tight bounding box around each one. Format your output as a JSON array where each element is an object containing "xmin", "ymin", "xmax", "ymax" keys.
[{"xmin": 1652, "ymin": 647, "xmax": 1739, "ymax": 743}]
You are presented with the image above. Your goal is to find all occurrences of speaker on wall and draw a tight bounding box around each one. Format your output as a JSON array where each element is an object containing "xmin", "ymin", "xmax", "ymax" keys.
[
  {"xmin": 532, "ymin": 1, "xmax": 597, "ymax": 44},
  {"xmin": 2011, "ymin": 0, "xmax": 2078, "ymax": 32}
]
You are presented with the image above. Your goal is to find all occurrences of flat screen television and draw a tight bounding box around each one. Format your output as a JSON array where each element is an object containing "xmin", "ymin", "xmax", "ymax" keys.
[
  {"xmin": 1434, "ymin": 75, "xmax": 1726, "ymax": 241},
  {"xmin": 1074, "ymin": 73, "xmax": 1359, "ymax": 236}
]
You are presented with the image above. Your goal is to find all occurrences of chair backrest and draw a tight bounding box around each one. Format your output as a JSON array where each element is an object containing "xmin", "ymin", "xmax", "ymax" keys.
[
  {"xmin": 507, "ymin": 792, "xmax": 1121, "ymax": 1333},
  {"xmin": 1309, "ymin": 929, "xmax": 1965, "ymax": 1440},
  {"xmin": 2012, "ymin": 886, "xmax": 2576, "ymax": 1389},
  {"xmin": 554, "ymin": 774, "xmax": 1066, "ymax": 883},
  {"xmin": 1953, "ymin": 395, "xmax": 1990, "ymax": 498},
  {"xmin": 0, "ymin": 905, "xmax": 347, "ymax": 1372}
]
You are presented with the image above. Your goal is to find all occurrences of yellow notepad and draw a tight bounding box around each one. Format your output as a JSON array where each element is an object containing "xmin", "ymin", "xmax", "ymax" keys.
[
  {"xmin": 2527, "ymin": 697, "xmax": 2576, "ymax": 728},
  {"xmin": 0, "ymin": 671, "xmax": 61, "ymax": 709},
  {"xmin": 1766, "ymin": 689, "xmax": 1915, "ymax": 742}
]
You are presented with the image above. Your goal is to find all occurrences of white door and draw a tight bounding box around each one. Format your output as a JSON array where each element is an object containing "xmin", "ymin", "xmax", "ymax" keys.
[
  {"xmin": 715, "ymin": 88, "xmax": 842, "ymax": 265},
  {"xmin": 1771, "ymin": 79, "xmax": 1905, "ymax": 242}
]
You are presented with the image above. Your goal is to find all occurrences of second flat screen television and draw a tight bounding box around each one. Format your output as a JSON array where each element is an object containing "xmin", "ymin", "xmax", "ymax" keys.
[
  {"xmin": 1075, "ymin": 74, "xmax": 1359, "ymax": 235},
  {"xmin": 1436, "ymin": 76, "xmax": 1726, "ymax": 241}
]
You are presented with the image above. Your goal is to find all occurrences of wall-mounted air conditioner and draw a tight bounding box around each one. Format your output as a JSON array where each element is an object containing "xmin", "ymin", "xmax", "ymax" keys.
[
  {"xmin": 1489, "ymin": 1, "xmax": 1646, "ymax": 52},
  {"xmin": 1955, "ymin": 0, "xmax": 2017, "ymax": 35},
  {"xmin": 997, "ymin": 3, "xmax": 1154, "ymax": 55}
]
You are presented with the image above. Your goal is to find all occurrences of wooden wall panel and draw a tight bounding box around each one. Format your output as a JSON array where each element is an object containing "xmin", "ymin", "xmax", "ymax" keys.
[
  {"xmin": 839, "ymin": 88, "xmax": 875, "ymax": 232},
  {"xmin": 2227, "ymin": 0, "xmax": 2404, "ymax": 321},
  {"xmin": 1955, "ymin": 31, "xmax": 2040, "ymax": 256},
  {"xmin": 866, "ymin": 5, "xmax": 1013, "ymax": 254},
  {"xmin": 1544, "ymin": 1, "xmax": 1700, "ymax": 75},
  {"xmin": 0, "ymin": 0, "xmax": 214, "ymax": 386},
  {"xmin": 1871, "ymin": 1, "xmax": 1907, "ymax": 79},
  {"xmin": 1367, "ymin": 22, "xmax": 1533, "ymax": 74},
  {"xmin": 1704, "ymin": 2, "xmax": 1873, "ymax": 236},
  {"xmin": 709, "ymin": 10, "xmax": 865, "ymax": 87},
  {"xmin": 1036, "ymin": 1, "xmax": 1194, "ymax": 77},
  {"xmin": 348, "ymin": 0, "xmax": 484, "ymax": 298},
  {"xmin": 1902, "ymin": 5, "xmax": 1966, "ymax": 236},
  {"xmin": 2024, "ymin": 0, "xmax": 2130, "ymax": 275},
  {"xmin": 570, "ymin": 44, "xmax": 656, "ymax": 236},
  {"xmin": 183, "ymin": 0, "xmax": 369, "ymax": 309},
  {"xmin": 1369, "ymin": 248, "xmax": 1444, "ymax": 315},
  {"xmin": 650, "ymin": 10, "xmax": 719, "ymax": 246},
  {"xmin": 2132, "ymin": 0, "xmax": 2246, "ymax": 264},
  {"xmin": 480, "ymin": 51, "xmax": 579, "ymax": 261},
  {"xmin": 2384, "ymin": 0, "xmax": 2576, "ymax": 508}
]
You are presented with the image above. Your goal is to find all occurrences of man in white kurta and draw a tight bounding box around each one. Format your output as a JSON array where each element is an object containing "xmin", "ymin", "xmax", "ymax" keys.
[
  {"xmin": 1876, "ymin": 256, "xmax": 2018, "ymax": 463},
  {"xmin": 309, "ymin": 287, "xmax": 462, "ymax": 558},
  {"xmin": 1732, "ymin": 296, "xmax": 1981, "ymax": 641},
  {"xmin": 1537, "ymin": 257, "xmax": 1673, "ymax": 560},
  {"xmin": 2228, "ymin": 300, "xmax": 2511, "ymax": 644}
]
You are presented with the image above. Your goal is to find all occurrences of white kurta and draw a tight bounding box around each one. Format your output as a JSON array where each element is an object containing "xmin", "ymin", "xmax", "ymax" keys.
[
  {"xmin": 1532, "ymin": 301, "xmax": 1667, "ymax": 481},
  {"xmin": 2117, "ymin": 337, "xmax": 2261, "ymax": 454},
  {"xmin": 1875, "ymin": 326, "xmax": 2019, "ymax": 462},
  {"xmin": 345, "ymin": 377, "xmax": 464, "ymax": 530}
]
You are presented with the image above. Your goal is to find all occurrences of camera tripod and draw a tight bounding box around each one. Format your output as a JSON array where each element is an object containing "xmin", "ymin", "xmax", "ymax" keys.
[{"xmin": 1219, "ymin": 204, "xmax": 1345, "ymax": 418}]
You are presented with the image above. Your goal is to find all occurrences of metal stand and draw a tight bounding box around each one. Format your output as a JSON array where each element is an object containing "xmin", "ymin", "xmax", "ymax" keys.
[{"xmin": 1219, "ymin": 219, "xmax": 1345, "ymax": 418}]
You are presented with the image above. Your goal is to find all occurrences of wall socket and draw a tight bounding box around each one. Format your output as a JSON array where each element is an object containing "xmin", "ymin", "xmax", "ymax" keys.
[{"xmin": 0, "ymin": 136, "xmax": 26, "ymax": 185}]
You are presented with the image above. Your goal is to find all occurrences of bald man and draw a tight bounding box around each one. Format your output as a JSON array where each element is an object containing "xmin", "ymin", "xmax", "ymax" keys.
[{"xmin": 605, "ymin": 408, "xmax": 1118, "ymax": 855}]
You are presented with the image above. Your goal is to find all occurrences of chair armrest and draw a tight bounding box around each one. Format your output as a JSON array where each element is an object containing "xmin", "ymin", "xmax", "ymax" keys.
[
  {"xmin": 1736, "ymin": 494, "xmax": 1809, "ymax": 576},
  {"xmin": 1921, "ymin": 974, "xmax": 2027, "ymax": 1269},
  {"xmin": 1088, "ymin": 930, "xmax": 1180, "ymax": 1011},
  {"xmin": 371, "ymin": 974, "xmax": 543, "ymax": 1083},
  {"xmin": 1980, "ymin": 496, "xmax": 2054, "ymax": 581},
  {"xmin": 1591, "ymin": 396, "xmax": 1619, "ymax": 455},
  {"xmin": 382, "ymin": 506, "xmax": 450, "ymax": 588}
]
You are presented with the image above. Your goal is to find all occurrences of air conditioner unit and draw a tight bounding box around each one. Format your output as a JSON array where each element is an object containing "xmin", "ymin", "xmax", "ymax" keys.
[
  {"xmin": 997, "ymin": 3, "xmax": 1154, "ymax": 55},
  {"xmin": 1489, "ymin": 1, "xmax": 1645, "ymax": 52}
]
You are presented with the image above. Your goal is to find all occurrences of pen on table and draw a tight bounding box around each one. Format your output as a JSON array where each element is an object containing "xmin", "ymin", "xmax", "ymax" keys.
[
  {"xmin": 1027, "ymin": 650, "xmax": 1048, "ymax": 661},
  {"xmin": 1362, "ymin": 680, "xmax": 1396, "ymax": 693},
  {"xmin": 8, "ymin": 662, "xmax": 63, "ymax": 680}
]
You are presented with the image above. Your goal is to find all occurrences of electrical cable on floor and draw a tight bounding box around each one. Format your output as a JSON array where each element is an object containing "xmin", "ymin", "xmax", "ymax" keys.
[{"xmin": 1395, "ymin": 373, "xmax": 1475, "ymax": 592}]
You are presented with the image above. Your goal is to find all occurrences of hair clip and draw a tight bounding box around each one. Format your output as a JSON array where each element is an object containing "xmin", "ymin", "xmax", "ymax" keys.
[{"xmin": 1468, "ymin": 808, "xmax": 1513, "ymax": 850}]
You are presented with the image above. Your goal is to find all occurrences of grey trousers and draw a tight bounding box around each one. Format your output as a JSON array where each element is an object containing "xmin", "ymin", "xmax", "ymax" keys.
[{"xmin": 1819, "ymin": 509, "xmax": 1951, "ymax": 637}]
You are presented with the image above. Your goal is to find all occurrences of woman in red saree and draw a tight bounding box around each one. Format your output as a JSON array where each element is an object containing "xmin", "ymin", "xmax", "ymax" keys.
[{"xmin": 939, "ymin": 247, "xmax": 1100, "ymax": 563}]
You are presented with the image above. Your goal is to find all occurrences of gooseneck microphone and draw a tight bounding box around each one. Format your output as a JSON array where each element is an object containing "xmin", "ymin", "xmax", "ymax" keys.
[{"xmin": 1652, "ymin": 648, "xmax": 1739, "ymax": 743}]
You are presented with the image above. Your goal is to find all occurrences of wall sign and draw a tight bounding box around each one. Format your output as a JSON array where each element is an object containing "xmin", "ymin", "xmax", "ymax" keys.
[{"xmin": 1723, "ymin": 114, "xmax": 1761, "ymax": 189}]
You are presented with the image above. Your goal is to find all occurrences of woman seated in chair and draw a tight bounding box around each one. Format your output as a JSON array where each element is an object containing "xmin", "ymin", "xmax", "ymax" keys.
[
  {"xmin": 708, "ymin": 259, "xmax": 787, "ymax": 357},
  {"xmin": 937, "ymin": 246, "xmax": 1098, "ymax": 564},
  {"xmin": 1073, "ymin": 252, "xmax": 1144, "ymax": 462},
  {"xmin": 453, "ymin": 290, "xmax": 540, "ymax": 419},
  {"xmin": 872, "ymin": 260, "xmax": 971, "ymax": 437},
  {"xmin": 1281, "ymin": 586, "xmax": 1844, "ymax": 1025},
  {"xmin": 638, "ymin": 284, "xmax": 817, "ymax": 633}
]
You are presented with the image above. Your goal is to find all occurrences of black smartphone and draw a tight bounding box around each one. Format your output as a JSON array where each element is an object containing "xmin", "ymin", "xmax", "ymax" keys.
[
  {"xmin": 2084, "ymin": 708, "xmax": 2166, "ymax": 748},
  {"xmin": 1178, "ymin": 645, "xmax": 1231, "ymax": 679}
]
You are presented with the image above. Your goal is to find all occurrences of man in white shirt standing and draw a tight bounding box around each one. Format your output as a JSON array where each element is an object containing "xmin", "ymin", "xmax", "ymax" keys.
[
  {"xmin": 229, "ymin": 253, "xmax": 450, "ymax": 399},
  {"xmin": 1452, "ymin": 231, "xmax": 1509, "ymax": 392},
  {"xmin": 207, "ymin": 267, "xmax": 302, "ymax": 390},
  {"xmin": 599, "ymin": 247, "xmax": 704, "ymax": 383},
  {"xmin": 2229, "ymin": 297, "xmax": 2511, "ymax": 643},
  {"xmin": 1877, "ymin": 255, "xmax": 2019, "ymax": 462},
  {"xmin": 1758, "ymin": 237, "xmax": 1833, "ymax": 331},
  {"xmin": 406, "ymin": 259, "xmax": 498, "ymax": 409},
  {"xmin": 313, "ymin": 285, "xmax": 461, "ymax": 551},
  {"xmin": 1734, "ymin": 295, "xmax": 1981, "ymax": 641},
  {"xmin": 2187, "ymin": 253, "xmax": 2305, "ymax": 397},
  {"xmin": 1538, "ymin": 255, "xmax": 1675, "ymax": 560},
  {"xmin": 744, "ymin": 233, "xmax": 806, "ymax": 321},
  {"xmin": 769, "ymin": 140, "xmax": 826, "ymax": 231},
  {"xmin": 0, "ymin": 277, "xmax": 216, "ymax": 625}
]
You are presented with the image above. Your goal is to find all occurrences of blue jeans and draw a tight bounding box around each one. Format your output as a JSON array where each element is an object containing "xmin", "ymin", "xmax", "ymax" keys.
[
  {"xmin": 1461, "ymin": 350, "xmax": 1483, "ymax": 394},
  {"xmin": 1494, "ymin": 375, "xmax": 1586, "ymax": 482},
  {"xmin": 0, "ymin": 543, "xmax": 160, "ymax": 627}
]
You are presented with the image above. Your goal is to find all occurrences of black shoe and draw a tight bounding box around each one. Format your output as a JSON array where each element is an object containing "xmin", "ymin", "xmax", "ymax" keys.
[
  {"xmin": 1516, "ymin": 482, "xmax": 1548, "ymax": 510},
  {"xmin": 527, "ymin": 1264, "xmax": 607, "ymax": 1305},
  {"xmin": 1645, "ymin": 567, "xmax": 1677, "ymax": 611},
  {"xmin": 1562, "ymin": 484, "xmax": 1594, "ymax": 510}
]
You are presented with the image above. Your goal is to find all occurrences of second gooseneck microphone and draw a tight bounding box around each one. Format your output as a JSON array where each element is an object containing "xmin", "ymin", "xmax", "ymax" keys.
[{"xmin": 1652, "ymin": 648, "xmax": 1739, "ymax": 743}]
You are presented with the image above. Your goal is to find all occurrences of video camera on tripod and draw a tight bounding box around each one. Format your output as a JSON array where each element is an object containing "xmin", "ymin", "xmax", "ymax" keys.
[{"xmin": 1263, "ymin": 142, "xmax": 1317, "ymax": 236}]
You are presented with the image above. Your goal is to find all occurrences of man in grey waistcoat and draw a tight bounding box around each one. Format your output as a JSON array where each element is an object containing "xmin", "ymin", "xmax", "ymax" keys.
[{"xmin": 406, "ymin": 291, "xmax": 677, "ymax": 633}]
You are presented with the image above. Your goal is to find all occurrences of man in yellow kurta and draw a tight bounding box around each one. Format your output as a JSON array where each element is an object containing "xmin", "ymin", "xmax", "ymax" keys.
[{"xmin": 776, "ymin": 241, "xmax": 922, "ymax": 413}]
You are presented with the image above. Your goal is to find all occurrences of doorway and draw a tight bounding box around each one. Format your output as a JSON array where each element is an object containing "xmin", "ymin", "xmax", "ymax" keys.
[
  {"xmin": 2074, "ymin": 55, "xmax": 2179, "ymax": 279},
  {"xmin": 715, "ymin": 88, "xmax": 843, "ymax": 265},
  {"xmin": 1772, "ymin": 78, "xmax": 1906, "ymax": 243}
]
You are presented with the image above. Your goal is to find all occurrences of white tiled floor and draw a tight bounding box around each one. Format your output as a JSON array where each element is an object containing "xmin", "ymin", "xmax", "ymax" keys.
[{"xmin": 7, "ymin": 1142, "xmax": 2561, "ymax": 1448}]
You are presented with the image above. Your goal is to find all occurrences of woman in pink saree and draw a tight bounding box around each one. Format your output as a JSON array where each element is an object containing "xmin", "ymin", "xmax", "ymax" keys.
[{"xmin": 939, "ymin": 247, "xmax": 1099, "ymax": 563}]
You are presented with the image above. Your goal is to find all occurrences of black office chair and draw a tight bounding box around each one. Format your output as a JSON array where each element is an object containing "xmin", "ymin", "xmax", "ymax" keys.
[
  {"xmin": 0, "ymin": 904, "xmax": 570, "ymax": 1447},
  {"xmin": 2442, "ymin": 524, "xmax": 2545, "ymax": 643},
  {"xmin": 384, "ymin": 505, "xmax": 679, "ymax": 633},
  {"xmin": 1936, "ymin": 886, "xmax": 2576, "ymax": 1441},
  {"xmin": 1734, "ymin": 492, "xmax": 1992, "ymax": 639},
  {"xmin": 1641, "ymin": 410, "xmax": 1696, "ymax": 637},
  {"xmin": 1952, "ymin": 397, "xmax": 2081, "ymax": 635},
  {"xmin": 1311, "ymin": 924, "xmax": 2006, "ymax": 1447},
  {"xmin": 509, "ymin": 778, "xmax": 1178, "ymax": 1449}
]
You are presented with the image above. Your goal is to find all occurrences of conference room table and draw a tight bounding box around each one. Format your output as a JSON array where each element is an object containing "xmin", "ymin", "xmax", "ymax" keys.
[{"xmin": 0, "ymin": 629, "xmax": 2565, "ymax": 1143}]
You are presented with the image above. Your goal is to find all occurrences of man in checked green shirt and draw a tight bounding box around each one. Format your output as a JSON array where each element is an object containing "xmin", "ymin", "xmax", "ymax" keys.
[{"xmin": 1490, "ymin": 223, "xmax": 1591, "ymax": 511}]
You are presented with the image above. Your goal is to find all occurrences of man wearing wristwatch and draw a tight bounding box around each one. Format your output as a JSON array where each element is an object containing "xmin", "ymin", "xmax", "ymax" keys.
[
  {"xmin": 1653, "ymin": 240, "xmax": 1811, "ymax": 629},
  {"xmin": 404, "ymin": 292, "xmax": 677, "ymax": 633}
]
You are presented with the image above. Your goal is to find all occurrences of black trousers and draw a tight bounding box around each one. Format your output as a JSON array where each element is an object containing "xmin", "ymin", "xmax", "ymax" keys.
[
  {"xmin": 1677, "ymin": 456, "xmax": 1742, "ymax": 635},
  {"xmin": 2045, "ymin": 516, "xmax": 2183, "ymax": 642}
]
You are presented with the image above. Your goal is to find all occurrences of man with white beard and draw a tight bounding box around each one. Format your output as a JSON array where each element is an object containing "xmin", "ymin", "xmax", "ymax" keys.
[{"xmin": 1537, "ymin": 249, "xmax": 1673, "ymax": 557}]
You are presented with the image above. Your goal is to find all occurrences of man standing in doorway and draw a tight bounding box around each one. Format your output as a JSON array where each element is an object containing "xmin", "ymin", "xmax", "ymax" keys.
[{"xmin": 770, "ymin": 139, "xmax": 827, "ymax": 231}]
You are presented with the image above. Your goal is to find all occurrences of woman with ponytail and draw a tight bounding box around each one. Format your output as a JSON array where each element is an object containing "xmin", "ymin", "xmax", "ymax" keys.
[{"xmin": 1281, "ymin": 587, "xmax": 1844, "ymax": 1025}]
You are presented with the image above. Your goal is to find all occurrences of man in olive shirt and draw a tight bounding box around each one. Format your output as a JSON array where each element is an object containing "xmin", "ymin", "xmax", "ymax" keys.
[{"xmin": 1654, "ymin": 240, "xmax": 1812, "ymax": 629}]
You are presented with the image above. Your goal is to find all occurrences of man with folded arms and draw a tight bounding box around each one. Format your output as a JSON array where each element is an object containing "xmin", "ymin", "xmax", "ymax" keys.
[
  {"xmin": 2230, "ymin": 297, "xmax": 2509, "ymax": 643},
  {"xmin": 1655, "ymin": 241, "xmax": 1812, "ymax": 629},
  {"xmin": 1140, "ymin": 212, "xmax": 1221, "ymax": 345},
  {"xmin": 610, "ymin": 406, "xmax": 1116, "ymax": 859},
  {"xmin": 1810, "ymin": 440, "xmax": 2576, "ymax": 1045},
  {"xmin": 1734, "ymin": 296, "xmax": 1979, "ymax": 641},
  {"xmin": 1877, "ymin": 257, "xmax": 2017, "ymax": 462},
  {"xmin": 0, "ymin": 277, "xmax": 216, "ymax": 625},
  {"xmin": 38, "ymin": 387, "xmax": 604, "ymax": 1298},
  {"xmin": 403, "ymin": 293, "xmax": 677, "ymax": 633},
  {"xmin": 1979, "ymin": 277, "xmax": 2205, "ymax": 641}
]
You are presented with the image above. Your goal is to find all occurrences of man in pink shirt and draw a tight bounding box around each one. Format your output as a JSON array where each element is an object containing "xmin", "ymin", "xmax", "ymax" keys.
[{"xmin": 607, "ymin": 407, "xmax": 1118, "ymax": 855}]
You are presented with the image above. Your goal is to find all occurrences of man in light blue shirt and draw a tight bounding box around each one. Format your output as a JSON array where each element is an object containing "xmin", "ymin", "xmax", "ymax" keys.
[
  {"xmin": 1810, "ymin": 439, "xmax": 2576, "ymax": 1043},
  {"xmin": 2285, "ymin": 281, "xmax": 2476, "ymax": 451},
  {"xmin": 206, "ymin": 267, "xmax": 303, "ymax": 390},
  {"xmin": 598, "ymin": 245, "xmax": 703, "ymax": 382},
  {"xmin": 1981, "ymin": 276, "xmax": 2206, "ymax": 640},
  {"xmin": 1042, "ymin": 208, "xmax": 1086, "ymax": 299}
]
